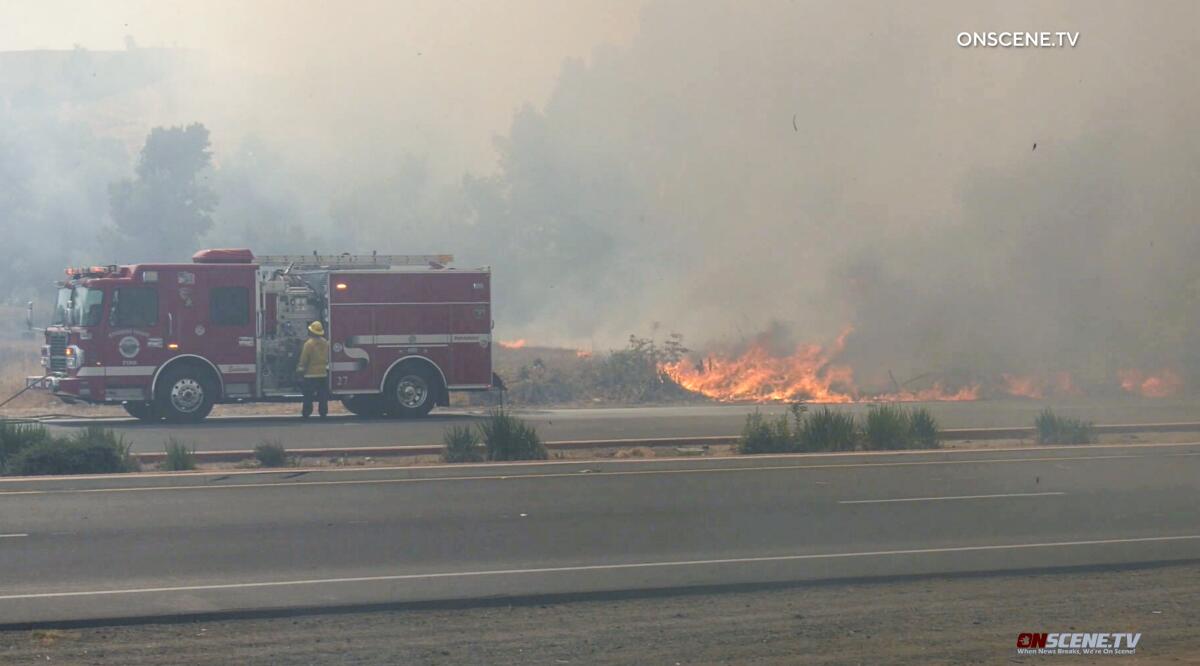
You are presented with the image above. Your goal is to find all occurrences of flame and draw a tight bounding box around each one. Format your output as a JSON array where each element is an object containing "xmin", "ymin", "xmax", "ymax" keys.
[
  {"xmin": 659, "ymin": 328, "xmax": 978, "ymax": 403},
  {"xmin": 1001, "ymin": 374, "xmax": 1045, "ymax": 400},
  {"xmin": 1000, "ymin": 372, "xmax": 1080, "ymax": 399},
  {"xmin": 575, "ymin": 349, "xmax": 593, "ymax": 359},
  {"xmin": 498, "ymin": 339, "xmax": 527, "ymax": 349},
  {"xmin": 1118, "ymin": 368, "xmax": 1183, "ymax": 398}
]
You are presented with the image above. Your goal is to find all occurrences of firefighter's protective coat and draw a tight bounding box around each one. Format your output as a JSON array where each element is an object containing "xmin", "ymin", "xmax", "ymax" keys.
[{"xmin": 297, "ymin": 336, "xmax": 329, "ymax": 378}]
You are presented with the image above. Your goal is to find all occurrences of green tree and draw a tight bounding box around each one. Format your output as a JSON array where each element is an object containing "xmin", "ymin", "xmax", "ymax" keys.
[{"xmin": 105, "ymin": 123, "xmax": 218, "ymax": 260}]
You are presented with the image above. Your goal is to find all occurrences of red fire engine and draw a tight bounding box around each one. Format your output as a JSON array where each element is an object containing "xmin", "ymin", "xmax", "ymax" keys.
[{"xmin": 27, "ymin": 249, "xmax": 495, "ymax": 422}]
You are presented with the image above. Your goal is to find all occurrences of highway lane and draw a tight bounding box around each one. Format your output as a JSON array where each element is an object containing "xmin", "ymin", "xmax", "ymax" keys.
[
  {"xmin": 0, "ymin": 442, "xmax": 1197, "ymax": 625},
  {"xmin": 42, "ymin": 398, "xmax": 1200, "ymax": 453}
]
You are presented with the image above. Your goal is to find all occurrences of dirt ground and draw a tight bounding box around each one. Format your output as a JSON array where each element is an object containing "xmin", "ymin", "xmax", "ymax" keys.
[{"xmin": 1, "ymin": 564, "xmax": 1196, "ymax": 664}]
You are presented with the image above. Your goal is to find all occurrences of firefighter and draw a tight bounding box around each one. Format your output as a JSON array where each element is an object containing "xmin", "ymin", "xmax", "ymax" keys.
[{"xmin": 297, "ymin": 321, "xmax": 330, "ymax": 418}]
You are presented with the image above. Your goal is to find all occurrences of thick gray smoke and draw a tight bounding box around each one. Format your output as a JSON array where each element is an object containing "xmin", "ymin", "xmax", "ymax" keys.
[{"xmin": 2, "ymin": 0, "xmax": 1197, "ymax": 388}]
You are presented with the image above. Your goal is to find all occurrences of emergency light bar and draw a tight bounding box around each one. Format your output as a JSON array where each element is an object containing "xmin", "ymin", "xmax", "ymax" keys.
[{"xmin": 255, "ymin": 253, "xmax": 454, "ymax": 269}]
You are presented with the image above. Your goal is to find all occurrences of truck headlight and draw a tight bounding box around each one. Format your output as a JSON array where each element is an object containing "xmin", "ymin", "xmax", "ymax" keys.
[{"xmin": 65, "ymin": 345, "xmax": 84, "ymax": 370}]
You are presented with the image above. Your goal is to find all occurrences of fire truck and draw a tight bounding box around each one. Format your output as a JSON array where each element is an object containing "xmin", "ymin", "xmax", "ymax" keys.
[{"xmin": 27, "ymin": 249, "xmax": 495, "ymax": 422}]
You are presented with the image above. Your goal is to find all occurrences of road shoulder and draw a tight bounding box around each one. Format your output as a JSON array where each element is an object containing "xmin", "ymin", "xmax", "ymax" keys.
[{"xmin": 2, "ymin": 563, "xmax": 1195, "ymax": 664}]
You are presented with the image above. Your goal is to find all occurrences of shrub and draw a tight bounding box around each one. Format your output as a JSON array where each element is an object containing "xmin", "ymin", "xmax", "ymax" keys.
[
  {"xmin": 254, "ymin": 440, "xmax": 289, "ymax": 467},
  {"xmin": 865, "ymin": 404, "xmax": 913, "ymax": 450},
  {"xmin": 909, "ymin": 407, "xmax": 940, "ymax": 449},
  {"xmin": 479, "ymin": 409, "xmax": 547, "ymax": 461},
  {"xmin": 799, "ymin": 408, "xmax": 858, "ymax": 452},
  {"xmin": 863, "ymin": 405, "xmax": 943, "ymax": 450},
  {"xmin": 7, "ymin": 426, "xmax": 135, "ymax": 476},
  {"xmin": 163, "ymin": 438, "xmax": 196, "ymax": 471},
  {"xmin": 0, "ymin": 420, "xmax": 52, "ymax": 471},
  {"xmin": 1035, "ymin": 408, "xmax": 1094, "ymax": 445},
  {"xmin": 738, "ymin": 410, "xmax": 797, "ymax": 454},
  {"xmin": 442, "ymin": 425, "xmax": 484, "ymax": 463}
]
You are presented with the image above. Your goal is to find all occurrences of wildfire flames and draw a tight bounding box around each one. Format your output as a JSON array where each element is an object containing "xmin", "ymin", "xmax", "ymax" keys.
[
  {"xmin": 496, "ymin": 331, "xmax": 1187, "ymax": 403},
  {"xmin": 658, "ymin": 329, "xmax": 979, "ymax": 403},
  {"xmin": 1118, "ymin": 368, "xmax": 1183, "ymax": 398},
  {"xmin": 497, "ymin": 339, "xmax": 528, "ymax": 349},
  {"xmin": 1001, "ymin": 371, "xmax": 1081, "ymax": 400}
]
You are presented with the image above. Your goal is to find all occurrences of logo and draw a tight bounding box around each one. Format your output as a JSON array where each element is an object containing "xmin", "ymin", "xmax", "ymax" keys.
[
  {"xmin": 118, "ymin": 336, "xmax": 141, "ymax": 359},
  {"xmin": 1017, "ymin": 633, "xmax": 1140, "ymax": 656},
  {"xmin": 194, "ymin": 325, "xmax": 206, "ymax": 336}
]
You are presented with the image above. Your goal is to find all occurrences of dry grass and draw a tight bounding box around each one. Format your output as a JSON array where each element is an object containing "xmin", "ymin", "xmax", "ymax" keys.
[
  {"xmin": 0, "ymin": 337, "xmax": 61, "ymax": 412},
  {"xmin": 614, "ymin": 446, "xmax": 656, "ymax": 458}
]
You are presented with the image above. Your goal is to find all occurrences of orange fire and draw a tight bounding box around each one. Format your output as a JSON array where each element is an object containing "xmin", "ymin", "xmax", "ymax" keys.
[
  {"xmin": 498, "ymin": 339, "xmax": 527, "ymax": 349},
  {"xmin": 1118, "ymin": 368, "xmax": 1183, "ymax": 398},
  {"xmin": 1000, "ymin": 371, "xmax": 1080, "ymax": 399},
  {"xmin": 1001, "ymin": 374, "xmax": 1044, "ymax": 400},
  {"xmin": 575, "ymin": 349, "xmax": 593, "ymax": 359},
  {"xmin": 659, "ymin": 329, "xmax": 978, "ymax": 403}
]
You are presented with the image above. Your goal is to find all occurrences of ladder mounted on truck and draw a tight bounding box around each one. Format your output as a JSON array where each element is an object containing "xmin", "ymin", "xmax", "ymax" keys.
[{"xmin": 255, "ymin": 253, "xmax": 454, "ymax": 270}]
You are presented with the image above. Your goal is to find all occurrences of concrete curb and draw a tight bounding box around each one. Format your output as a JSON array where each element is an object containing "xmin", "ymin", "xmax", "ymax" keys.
[{"xmin": 129, "ymin": 423, "xmax": 1200, "ymax": 463}]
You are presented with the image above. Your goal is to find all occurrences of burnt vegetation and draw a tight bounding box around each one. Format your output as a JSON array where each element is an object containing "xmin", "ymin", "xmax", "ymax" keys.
[{"xmin": 498, "ymin": 333, "xmax": 696, "ymax": 406}]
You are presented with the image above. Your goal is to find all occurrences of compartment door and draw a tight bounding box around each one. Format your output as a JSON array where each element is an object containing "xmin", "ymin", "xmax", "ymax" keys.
[{"xmin": 328, "ymin": 281, "xmax": 376, "ymax": 394}]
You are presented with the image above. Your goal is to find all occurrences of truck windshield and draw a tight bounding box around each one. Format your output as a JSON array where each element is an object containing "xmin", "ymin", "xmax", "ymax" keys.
[
  {"xmin": 52, "ymin": 287, "xmax": 104, "ymax": 326},
  {"xmin": 53, "ymin": 288, "xmax": 72, "ymax": 325},
  {"xmin": 75, "ymin": 288, "xmax": 104, "ymax": 326}
]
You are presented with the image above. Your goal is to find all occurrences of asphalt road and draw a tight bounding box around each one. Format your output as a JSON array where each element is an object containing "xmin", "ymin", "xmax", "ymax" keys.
[
  {"xmin": 0, "ymin": 442, "xmax": 1197, "ymax": 626},
  {"xmin": 42, "ymin": 398, "xmax": 1200, "ymax": 453}
]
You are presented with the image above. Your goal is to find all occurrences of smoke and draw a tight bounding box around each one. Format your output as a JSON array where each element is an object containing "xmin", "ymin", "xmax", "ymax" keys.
[
  {"xmin": 470, "ymin": 0, "xmax": 1200, "ymax": 389},
  {"xmin": 2, "ymin": 0, "xmax": 1198, "ymax": 387}
]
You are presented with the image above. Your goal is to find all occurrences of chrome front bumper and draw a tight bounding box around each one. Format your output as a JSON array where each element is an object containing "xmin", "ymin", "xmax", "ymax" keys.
[{"xmin": 25, "ymin": 375, "xmax": 56, "ymax": 391}]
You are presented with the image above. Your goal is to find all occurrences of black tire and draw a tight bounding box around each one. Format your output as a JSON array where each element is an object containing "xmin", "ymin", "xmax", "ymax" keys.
[
  {"xmin": 122, "ymin": 401, "xmax": 161, "ymax": 422},
  {"xmin": 341, "ymin": 395, "xmax": 386, "ymax": 418},
  {"xmin": 382, "ymin": 363, "xmax": 439, "ymax": 418},
  {"xmin": 154, "ymin": 365, "xmax": 217, "ymax": 423}
]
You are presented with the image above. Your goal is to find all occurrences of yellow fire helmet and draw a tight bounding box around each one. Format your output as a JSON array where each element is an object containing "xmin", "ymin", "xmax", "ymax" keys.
[{"xmin": 308, "ymin": 321, "xmax": 325, "ymax": 336}]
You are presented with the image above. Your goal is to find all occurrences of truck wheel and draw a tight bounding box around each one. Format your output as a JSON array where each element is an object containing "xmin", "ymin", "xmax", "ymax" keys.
[
  {"xmin": 122, "ymin": 401, "xmax": 161, "ymax": 422},
  {"xmin": 341, "ymin": 395, "xmax": 385, "ymax": 418},
  {"xmin": 383, "ymin": 364, "xmax": 439, "ymax": 418},
  {"xmin": 155, "ymin": 366, "xmax": 216, "ymax": 423}
]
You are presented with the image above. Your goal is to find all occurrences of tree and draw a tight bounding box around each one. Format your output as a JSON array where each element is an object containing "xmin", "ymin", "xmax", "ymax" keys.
[{"xmin": 105, "ymin": 123, "xmax": 217, "ymax": 261}]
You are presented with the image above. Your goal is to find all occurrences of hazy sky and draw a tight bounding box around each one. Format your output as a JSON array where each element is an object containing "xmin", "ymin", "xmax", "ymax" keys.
[
  {"xmin": 3, "ymin": 0, "xmax": 1197, "ymax": 384},
  {"xmin": 1, "ymin": 0, "xmax": 645, "ymax": 174}
]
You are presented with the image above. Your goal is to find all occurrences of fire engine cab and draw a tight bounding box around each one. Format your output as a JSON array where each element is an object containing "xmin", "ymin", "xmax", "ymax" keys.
[{"xmin": 28, "ymin": 249, "xmax": 494, "ymax": 422}]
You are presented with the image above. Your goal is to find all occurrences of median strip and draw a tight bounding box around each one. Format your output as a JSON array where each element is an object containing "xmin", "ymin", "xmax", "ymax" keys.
[{"xmin": 124, "ymin": 421, "xmax": 1200, "ymax": 464}]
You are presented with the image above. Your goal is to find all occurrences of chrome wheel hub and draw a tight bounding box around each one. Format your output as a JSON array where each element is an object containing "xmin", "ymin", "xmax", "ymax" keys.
[
  {"xmin": 170, "ymin": 378, "xmax": 205, "ymax": 413},
  {"xmin": 396, "ymin": 376, "xmax": 429, "ymax": 409}
]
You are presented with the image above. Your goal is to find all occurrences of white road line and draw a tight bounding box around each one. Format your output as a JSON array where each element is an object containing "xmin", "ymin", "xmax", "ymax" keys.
[
  {"xmin": 0, "ymin": 534, "xmax": 1197, "ymax": 602},
  {"xmin": 840, "ymin": 492, "xmax": 1066, "ymax": 504},
  {"xmin": 1, "ymin": 452, "xmax": 1197, "ymax": 497},
  {"xmin": 0, "ymin": 534, "xmax": 28, "ymax": 539}
]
